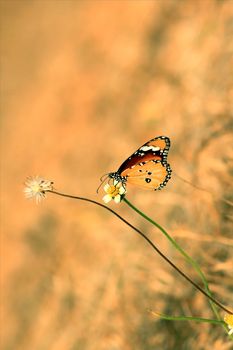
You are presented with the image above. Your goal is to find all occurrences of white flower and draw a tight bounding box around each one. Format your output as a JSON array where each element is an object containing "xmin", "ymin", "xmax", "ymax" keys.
[
  {"xmin": 224, "ymin": 314, "xmax": 233, "ymax": 335},
  {"xmin": 102, "ymin": 182, "xmax": 126, "ymax": 204},
  {"xmin": 24, "ymin": 176, "xmax": 53, "ymax": 203}
]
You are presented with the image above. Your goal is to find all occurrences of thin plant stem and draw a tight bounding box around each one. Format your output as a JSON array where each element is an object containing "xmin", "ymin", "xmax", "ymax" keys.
[
  {"xmin": 48, "ymin": 190, "xmax": 232, "ymax": 316},
  {"xmin": 123, "ymin": 197, "xmax": 220, "ymax": 320},
  {"xmin": 150, "ymin": 310, "xmax": 233, "ymax": 340},
  {"xmin": 149, "ymin": 310, "xmax": 225, "ymax": 325}
]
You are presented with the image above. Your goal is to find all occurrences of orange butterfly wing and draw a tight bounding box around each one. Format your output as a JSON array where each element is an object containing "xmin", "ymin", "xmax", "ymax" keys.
[
  {"xmin": 108, "ymin": 136, "xmax": 172, "ymax": 191},
  {"xmin": 146, "ymin": 138, "xmax": 168, "ymax": 150},
  {"xmin": 121, "ymin": 160, "xmax": 171, "ymax": 191},
  {"xmin": 117, "ymin": 136, "xmax": 170, "ymax": 174}
]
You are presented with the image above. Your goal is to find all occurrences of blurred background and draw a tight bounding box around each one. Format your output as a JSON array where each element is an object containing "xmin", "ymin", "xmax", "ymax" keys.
[{"xmin": 1, "ymin": 1, "xmax": 233, "ymax": 349}]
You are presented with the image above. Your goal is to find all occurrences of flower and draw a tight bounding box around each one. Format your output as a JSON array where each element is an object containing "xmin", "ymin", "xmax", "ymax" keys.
[
  {"xmin": 24, "ymin": 176, "xmax": 54, "ymax": 203},
  {"xmin": 224, "ymin": 314, "xmax": 233, "ymax": 335},
  {"xmin": 102, "ymin": 181, "xmax": 126, "ymax": 204}
]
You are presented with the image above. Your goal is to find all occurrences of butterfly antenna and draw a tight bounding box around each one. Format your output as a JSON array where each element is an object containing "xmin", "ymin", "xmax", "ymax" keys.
[
  {"xmin": 100, "ymin": 172, "xmax": 110, "ymax": 182},
  {"xmin": 96, "ymin": 173, "xmax": 110, "ymax": 194}
]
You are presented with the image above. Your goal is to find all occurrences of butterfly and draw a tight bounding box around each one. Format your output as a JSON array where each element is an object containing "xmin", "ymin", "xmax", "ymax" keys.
[{"xmin": 100, "ymin": 136, "xmax": 172, "ymax": 192}]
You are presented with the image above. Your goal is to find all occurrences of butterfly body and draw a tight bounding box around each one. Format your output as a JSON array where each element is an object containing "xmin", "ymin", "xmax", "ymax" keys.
[{"xmin": 108, "ymin": 136, "xmax": 172, "ymax": 191}]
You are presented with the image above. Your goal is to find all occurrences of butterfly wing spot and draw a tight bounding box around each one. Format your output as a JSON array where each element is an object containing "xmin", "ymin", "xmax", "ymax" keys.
[
  {"xmin": 122, "ymin": 160, "xmax": 171, "ymax": 191},
  {"xmin": 140, "ymin": 145, "xmax": 160, "ymax": 152}
]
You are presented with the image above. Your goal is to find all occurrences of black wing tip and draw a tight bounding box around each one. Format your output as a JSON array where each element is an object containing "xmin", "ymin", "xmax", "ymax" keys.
[{"xmin": 147, "ymin": 135, "xmax": 171, "ymax": 147}]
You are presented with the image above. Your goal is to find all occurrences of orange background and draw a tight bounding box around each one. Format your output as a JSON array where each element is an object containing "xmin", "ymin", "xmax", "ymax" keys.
[{"xmin": 1, "ymin": 1, "xmax": 233, "ymax": 349}]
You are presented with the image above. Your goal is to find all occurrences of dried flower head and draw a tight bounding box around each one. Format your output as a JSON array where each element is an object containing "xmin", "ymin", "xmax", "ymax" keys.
[
  {"xmin": 103, "ymin": 181, "xmax": 126, "ymax": 204},
  {"xmin": 24, "ymin": 176, "xmax": 54, "ymax": 203},
  {"xmin": 224, "ymin": 314, "xmax": 233, "ymax": 335}
]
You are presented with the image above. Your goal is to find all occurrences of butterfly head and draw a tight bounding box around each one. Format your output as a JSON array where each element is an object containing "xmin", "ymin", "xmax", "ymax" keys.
[
  {"xmin": 108, "ymin": 171, "xmax": 127, "ymax": 184},
  {"xmin": 96, "ymin": 171, "xmax": 127, "ymax": 194}
]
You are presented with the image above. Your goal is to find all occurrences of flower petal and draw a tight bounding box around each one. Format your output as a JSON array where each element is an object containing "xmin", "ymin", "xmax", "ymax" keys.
[
  {"xmin": 24, "ymin": 176, "xmax": 53, "ymax": 203},
  {"xmin": 114, "ymin": 194, "xmax": 122, "ymax": 203},
  {"xmin": 103, "ymin": 183, "xmax": 111, "ymax": 192},
  {"xmin": 119, "ymin": 186, "xmax": 126, "ymax": 195},
  {"xmin": 102, "ymin": 194, "xmax": 112, "ymax": 203}
]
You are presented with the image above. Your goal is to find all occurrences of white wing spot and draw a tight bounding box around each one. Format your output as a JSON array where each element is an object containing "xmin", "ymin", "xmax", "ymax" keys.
[{"xmin": 140, "ymin": 145, "xmax": 160, "ymax": 152}]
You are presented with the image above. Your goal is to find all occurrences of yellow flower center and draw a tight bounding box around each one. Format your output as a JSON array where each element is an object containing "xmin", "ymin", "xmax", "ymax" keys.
[
  {"xmin": 224, "ymin": 314, "xmax": 233, "ymax": 327},
  {"xmin": 108, "ymin": 185, "xmax": 120, "ymax": 197},
  {"xmin": 31, "ymin": 183, "xmax": 42, "ymax": 193}
]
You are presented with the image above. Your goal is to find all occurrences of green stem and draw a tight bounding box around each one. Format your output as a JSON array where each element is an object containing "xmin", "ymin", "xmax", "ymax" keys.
[
  {"xmin": 151, "ymin": 310, "xmax": 233, "ymax": 340},
  {"xmin": 49, "ymin": 190, "xmax": 232, "ymax": 336},
  {"xmin": 50, "ymin": 190, "xmax": 232, "ymax": 315},
  {"xmin": 123, "ymin": 197, "xmax": 220, "ymax": 320},
  {"xmin": 149, "ymin": 311, "xmax": 224, "ymax": 325}
]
